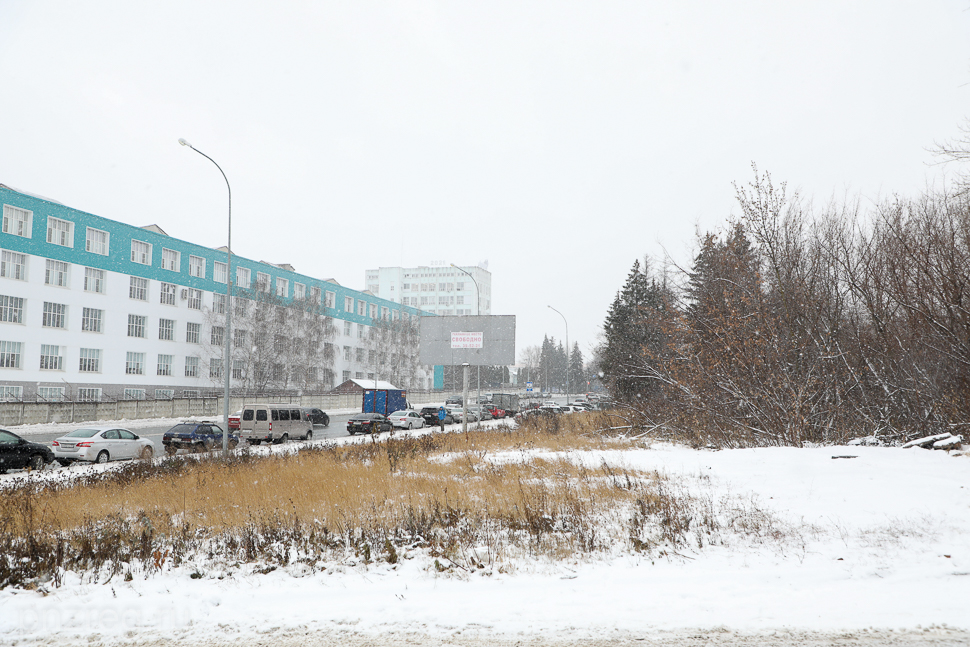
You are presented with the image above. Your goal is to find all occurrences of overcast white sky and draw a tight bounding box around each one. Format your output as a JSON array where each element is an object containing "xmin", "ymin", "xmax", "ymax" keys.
[{"xmin": 2, "ymin": 1, "xmax": 969, "ymax": 363}]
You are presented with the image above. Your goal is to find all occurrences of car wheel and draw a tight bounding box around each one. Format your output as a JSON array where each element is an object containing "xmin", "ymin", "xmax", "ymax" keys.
[
  {"xmin": 323, "ymin": 416, "xmax": 330, "ymax": 427},
  {"xmin": 95, "ymin": 450, "xmax": 110, "ymax": 464},
  {"xmin": 141, "ymin": 446, "xmax": 154, "ymax": 460},
  {"xmin": 229, "ymin": 439, "xmax": 239, "ymax": 450},
  {"xmin": 28, "ymin": 454, "xmax": 46, "ymax": 471},
  {"xmin": 274, "ymin": 434, "xmax": 288, "ymax": 445},
  {"xmin": 57, "ymin": 458, "xmax": 71, "ymax": 467},
  {"xmin": 407, "ymin": 422, "xmax": 413, "ymax": 430},
  {"xmin": 304, "ymin": 430, "xmax": 313, "ymax": 441},
  {"xmin": 165, "ymin": 446, "xmax": 177, "ymax": 456},
  {"xmin": 193, "ymin": 443, "xmax": 205, "ymax": 454}
]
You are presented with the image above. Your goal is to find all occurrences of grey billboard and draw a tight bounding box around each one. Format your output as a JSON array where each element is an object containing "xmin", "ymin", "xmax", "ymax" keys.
[{"xmin": 419, "ymin": 315, "xmax": 516, "ymax": 366}]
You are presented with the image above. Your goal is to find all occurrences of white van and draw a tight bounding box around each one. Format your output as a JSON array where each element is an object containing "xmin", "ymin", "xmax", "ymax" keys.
[{"xmin": 238, "ymin": 404, "xmax": 313, "ymax": 445}]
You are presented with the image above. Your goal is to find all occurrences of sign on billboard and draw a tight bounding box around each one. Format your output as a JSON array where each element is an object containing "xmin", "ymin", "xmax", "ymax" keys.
[{"xmin": 420, "ymin": 315, "xmax": 515, "ymax": 366}]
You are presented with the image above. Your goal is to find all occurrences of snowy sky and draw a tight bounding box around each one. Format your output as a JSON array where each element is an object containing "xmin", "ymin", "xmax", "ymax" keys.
[{"xmin": 2, "ymin": 1, "xmax": 969, "ymax": 359}]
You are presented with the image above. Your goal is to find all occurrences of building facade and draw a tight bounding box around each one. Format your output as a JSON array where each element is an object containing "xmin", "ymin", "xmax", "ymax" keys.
[
  {"xmin": 365, "ymin": 263, "xmax": 492, "ymax": 316},
  {"xmin": 0, "ymin": 184, "xmax": 431, "ymax": 401}
]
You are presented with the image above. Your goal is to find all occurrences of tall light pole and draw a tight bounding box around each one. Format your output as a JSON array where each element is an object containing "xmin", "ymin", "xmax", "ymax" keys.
[
  {"xmin": 179, "ymin": 138, "xmax": 232, "ymax": 456},
  {"xmin": 451, "ymin": 264, "xmax": 481, "ymax": 425},
  {"xmin": 548, "ymin": 305, "xmax": 568, "ymax": 406}
]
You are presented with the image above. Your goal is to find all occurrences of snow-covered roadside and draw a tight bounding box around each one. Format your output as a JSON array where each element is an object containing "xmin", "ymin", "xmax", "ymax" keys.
[{"xmin": 2, "ymin": 442, "xmax": 968, "ymax": 646}]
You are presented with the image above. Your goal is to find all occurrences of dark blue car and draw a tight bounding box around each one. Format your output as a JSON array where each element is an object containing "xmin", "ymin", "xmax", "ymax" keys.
[{"xmin": 162, "ymin": 421, "xmax": 239, "ymax": 455}]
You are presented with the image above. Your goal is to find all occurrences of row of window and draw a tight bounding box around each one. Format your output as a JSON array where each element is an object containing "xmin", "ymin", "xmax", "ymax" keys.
[{"xmin": 0, "ymin": 385, "xmax": 182, "ymax": 402}]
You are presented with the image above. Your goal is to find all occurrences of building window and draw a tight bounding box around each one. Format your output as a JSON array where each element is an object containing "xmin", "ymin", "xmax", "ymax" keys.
[
  {"xmin": 343, "ymin": 345, "xmax": 351, "ymax": 361},
  {"xmin": 274, "ymin": 335, "xmax": 285, "ymax": 353},
  {"xmin": 0, "ymin": 295, "xmax": 24, "ymax": 324},
  {"xmin": 127, "ymin": 314, "xmax": 146, "ymax": 338},
  {"xmin": 79, "ymin": 348, "xmax": 101, "ymax": 373},
  {"xmin": 343, "ymin": 320, "xmax": 352, "ymax": 336},
  {"xmin": 129, "ymin": 276, "xmax": 148, "ymax": 301},
  {"xmin": 43, "ymin": 302, "xmax": 67, "ymax": 328},
  {"xmin": 85, "ymin": 227, "xmax": 109, "ymax": 255},
  {"xmin": 186, "ymin": 322, "xmax": 201, "ymax": 344},
  {"xmin": 157, "ymin": 354, "xmax": 173, "ymax": 376},
  {"xmin": 38, "ymin": 386, "xmax": 65, "ymax": 401},
  {"xmin": 276, "ymin": 278, "xmax": 288, "ymax": 298},
  {"xmin": 160, "ymin": 282, "xmax": 176, "ymax": 305},
  {"xmin": 83, "ymin": 267, "xmax": 105, "ymax": 294},
  {"xmin": 40, "ymin": 344, "xmax": 63, "ymax": 370},
  {"xmin": 77, "ymin": 387, "xmax": 101, "ymax": 401},
  {"xmin": 124, "ymin": 388, "xmax": 146, "ymax": 400},
  {"xmin": 344, "ymin": 296, "xmax": 353, "ymax": 312},
  {"xmin": 0, "ymin": 341, "xmax": 23, "ymax": 368},
  {"xmin": 46, "ymin": 216, "xmax": 74, "ymax": 247},
  {"xmin": 187, "ymin": 288, "xmax": 202, "ymax": 310},
  {"xmin": 356, "ymin": 348, "xmax": 365, "ymax": 363},
  {"xmin": 209, "ymin": 358, "xmax": 223, "ymax": 378},
  {"xmin": 358, "ymin": 324, "xmax": 366, "ymax": 339},
  {"xmin": 185, "ymin": 356, "xmax": 199, "ymax": 377},
  {"xmin": 131, "ymin": 239, "xmax": 152, "ymax": 265},
  {"xmin": 159, "ymin": 318, "xmax": 175, "ymax": 341},
  {"xmin": 81, "ymin": 307, "xmax": 103, "ymax": 333},
  {"xmin": 161, "ymin": 248, "xmax": 180, "ymax": 272},
  {"xmin": 213, "ymin": 292, "xmax": 226, "ymax": 314},
  {"xmin": 232, "ymin": 359, "xmax": 245, "ymax": 380},
  {"xmin": 355, "ymin": 372, "xmax": 364, "ymax": 380},
  {"xmin": 294, "ymin": 282, "xmax": 305, "ymax": 300},
  {"xmin": 381, "ymin": 306, "xmax": 389, "ymax": 320},
  {"xmin": 257, "ymin": 272, "xmax": 270, "ymax": 293},
  {"xmin": 211, "ymin": 326, "xmax": 224, "ymax": 347},
  {"xmin": 189, "ymin": 255, "xmax": 206, "ymax": 278},
  {"xmin": 358, "ymin": 301, "xmax": 366, "ymax": 316},
  {"xmin": 369, "ymin": 304, "xmax": 378, "ymax": 319},
  {"xmin": 324, "ymin": 290, "xmax": 335, "ymax": 308},
  {"xmin": 45, "ymin": 259, "xmax": 70, "ymax": 287},
  {"xmin": 342, "ymin": 370, "xmax": 350, "ymax": 382},
  {"xmin": 236, "ymin": 267, "xmax": 251, "ymax": 290},
  {"xmin": 125, "ymin": 352, "xmax": 145, "ymax": 375},
  {"xmin": 155, "ymin": 389, "xmax": 174, "ymax": 400},
  {"xmin": 2, "ymin": 205, "xmax": 32, "ymax": 238},
  {"xmin": 0, "ymin": 250, "xmax": 27, "ymax": 281},
  {"xmin": 213, "ymin": 261, "xmax": 228, "ymax": 284},
  {"xmin": 234, "ymin": 328, "xmax": 247, "ymax": 348}
]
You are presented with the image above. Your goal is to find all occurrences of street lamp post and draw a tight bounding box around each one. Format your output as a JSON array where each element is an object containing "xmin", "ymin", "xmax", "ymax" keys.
[
  {"xmin": 548, "ymin": 305, "xmax": 568, "ymax": 407},
  {"xmin": 179, "ymin": 138, "xmax": 232, "ymax": 456},
  {"xmin": 451, "ymin": 264, "xmax": 481, "ymax": 425}
]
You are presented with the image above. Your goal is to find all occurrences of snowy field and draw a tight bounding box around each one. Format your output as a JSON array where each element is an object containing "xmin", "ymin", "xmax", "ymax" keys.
[{"xmin": 1, "ymin": 422, "xmax": 968, "ymax": 647}]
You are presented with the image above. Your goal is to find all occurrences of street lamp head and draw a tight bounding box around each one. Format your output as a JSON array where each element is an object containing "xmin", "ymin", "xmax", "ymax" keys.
[{"xmin": 178, "ymin": 138, "xmax": 192, "ymax": 148}]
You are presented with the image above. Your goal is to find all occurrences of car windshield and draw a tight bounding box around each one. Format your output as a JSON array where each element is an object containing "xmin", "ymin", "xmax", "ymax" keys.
[
  {"xmin": 65, "ymin": 428, "xmax": 101, "ymax": 438},
  {"xmin": 167, "ymin": 424, "xmax": 197, "ymax": 434}
]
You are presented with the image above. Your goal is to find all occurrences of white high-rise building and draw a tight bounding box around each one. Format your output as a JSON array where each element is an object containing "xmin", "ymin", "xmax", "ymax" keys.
[{"xmin": 365, "ymin": 263, "xmax": 492, "ymax": 316}]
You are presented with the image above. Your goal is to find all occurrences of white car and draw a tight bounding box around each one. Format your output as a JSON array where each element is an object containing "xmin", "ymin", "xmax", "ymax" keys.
[
  {"xmin": 52, "ymin": 426, "xmax": 155, "ymax": 465},
  {"xmin": 387, "ymin": 410, "xmax": 426, "ymax": 430}
]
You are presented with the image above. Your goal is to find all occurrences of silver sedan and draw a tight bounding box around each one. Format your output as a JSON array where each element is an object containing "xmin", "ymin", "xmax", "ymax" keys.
[
  {"xmin": 52, "ymin": 426, "xmax": 155, "ymax": 465},
  {"xmin": 387, "ymin": 410, "xmax": 426, "ymax": 430}
]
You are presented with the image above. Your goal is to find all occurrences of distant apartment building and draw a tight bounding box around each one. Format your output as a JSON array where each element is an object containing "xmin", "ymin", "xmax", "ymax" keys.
[
  {"xmin": 365, "ymin": 264, "xmax": 492, "ymax": 316},
  {"xmin": 0, "ymin": 184, "xmax": 431, "ymax": 401}
]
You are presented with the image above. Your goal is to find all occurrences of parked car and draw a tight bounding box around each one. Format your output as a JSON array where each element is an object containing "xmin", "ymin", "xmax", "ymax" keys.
[
  {"xmin": 0, "ymin": 428, "xmax": 55, "ymax": 473},
  {"xmin": 52, "ymin": 427, "xmax": 154, "ymax": 465},
  {"xmin": 387, "ymin": 410, "xmax": 426, "ymax": 429},
  {"xmin": 239, "ymin": 404, "xmax": 314, "ymax": 444},
  {"xmin": 347, "ymin": 413, "xmax": 393, "ymax": 435},
  {"xmin": 445, "ymin": 396, "xmax": 463, "ymax": 406},
  {"xmin": 162, "ymin": 421, "xmax": 239, "ymax": 455},
  {"xmin": 448, "ymin": 406, "xmax": 478, "ymax": 423},
  {"xmin": 485, "ymin": 404, "xmax": 506, "ymax": 419},
  {"xmin": 301, "ymin": 407, "xmax": 330, "ymax": 427},
  {"xmin": 468, "ymin": 405, "xmax": 492, "ymax": 421},
  {"xmin": 228, "ymin": 410, "xmax": 242, "ymax": 431},
  {"xmin": 419, "ymin": 406, "xmax": 448, "ymax": 425}
]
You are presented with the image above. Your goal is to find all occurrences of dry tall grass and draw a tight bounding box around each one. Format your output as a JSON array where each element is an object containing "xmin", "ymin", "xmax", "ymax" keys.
[{"xmin": 0, "ymin": 413, "xmax": 729, "ymax": 588}]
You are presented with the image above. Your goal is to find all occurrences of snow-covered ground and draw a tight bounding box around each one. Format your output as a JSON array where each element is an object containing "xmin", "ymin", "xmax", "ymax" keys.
[{"xmin": 2, "ymin": 427, "xmax": 968, "ymax": 646}]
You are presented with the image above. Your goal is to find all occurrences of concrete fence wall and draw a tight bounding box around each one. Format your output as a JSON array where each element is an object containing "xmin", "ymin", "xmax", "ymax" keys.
[{"xmin": 0, "ymin": 389, "xmax": 529, "ymax": 428}]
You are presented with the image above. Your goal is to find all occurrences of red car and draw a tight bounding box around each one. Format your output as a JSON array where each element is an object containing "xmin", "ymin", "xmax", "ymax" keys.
[
  {"xmin": 228, "ymin": 411, "xmax": 241, "ymax": 431},
  {"xmin": 485, "ymin": 404, "xmax": 506, "ymax": 419}
]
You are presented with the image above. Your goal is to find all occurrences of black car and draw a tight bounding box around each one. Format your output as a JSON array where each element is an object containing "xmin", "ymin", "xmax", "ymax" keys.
[
  {"xmin": 162, "ymin": 421, "xmax": 239, "ymax": 455},
  {"xmin": 419, "ymin": 406, "xmax": 453, "ymax": 426},
  {"xmin": 0, "ymin": 428, "xmax": 55, "ymax": 473},
  {"xmin": 347, "ymin": 413, "xmax": 392, "ymax": 435},
  {"xmin": 445, "ymin": 396, "xmax": 462, "ymax": 406},
  {"xmin": 301, "ymin": 407, "xmax": 330, "ymax": 427}
]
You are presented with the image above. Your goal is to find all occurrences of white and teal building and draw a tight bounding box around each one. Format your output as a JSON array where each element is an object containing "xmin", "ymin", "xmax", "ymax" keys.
[{"xmin": 0, "ymin": 184, "xmax": 431, "ymax": 402}]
